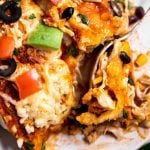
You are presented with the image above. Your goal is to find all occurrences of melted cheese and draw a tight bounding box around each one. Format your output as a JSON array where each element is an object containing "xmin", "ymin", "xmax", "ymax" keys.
[
  {"xmin": 43, "ymin": 0, "xmax": 129, "ymax": 51},
  {"xmin": 77, "ymin": 40, "xmax": 133, "ymax": 125},
  {"xmin": 12, "ymin": 59, "xmax": 75, "ymax": 129}
]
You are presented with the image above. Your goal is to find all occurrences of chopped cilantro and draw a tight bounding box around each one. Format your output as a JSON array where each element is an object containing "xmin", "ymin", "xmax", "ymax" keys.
[
  {"xmin": 128, "ymin": 77, "xmax": 134, "ymax": 85},
  {"xmin": 66, "ymin": 45, "xmax": 79, "ymax": 57},
  {"xmin": 24, "ymin": 141, "xmax": 34, "ymax": 150},
  {"xmin": 123, "ymin": 109, "xmax": 128, "ymax": 118},
  {"xmin": 29, "ymin": 13, "xmax": 36, "ymax": 19},
  {"xmin": 13, "ymin": 48, "xmax": 19, "ymax": 56},
  {"xmin": 78, "ymin": 14, "xmax": 89, "ymax": 25}
]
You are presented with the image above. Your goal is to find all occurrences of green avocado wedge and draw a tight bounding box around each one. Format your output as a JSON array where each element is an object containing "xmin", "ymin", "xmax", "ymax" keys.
[{"xmin": 27, "ymin": 23, "xmax": 63, "ymax": 50}]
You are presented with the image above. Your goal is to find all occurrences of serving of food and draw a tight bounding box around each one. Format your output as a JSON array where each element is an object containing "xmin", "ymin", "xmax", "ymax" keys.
[{"xmin": 0, "ymin": 0, "xmax": 150, "ymax": 150}]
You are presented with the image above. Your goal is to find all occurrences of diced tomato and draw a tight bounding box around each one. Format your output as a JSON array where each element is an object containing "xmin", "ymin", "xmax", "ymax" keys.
[
  {"xmin": 50, "ymin": 0, "xmax": 61, "ymax": 5},
  {"xmin": 15, "ymin": 68, "xmax": 43, "ymax": 99},
  {"xmin": 0, "ymin": 36, "xmax": 15, "ymax": 59}
]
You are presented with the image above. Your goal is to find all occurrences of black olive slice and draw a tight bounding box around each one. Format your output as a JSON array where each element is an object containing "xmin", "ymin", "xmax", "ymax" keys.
[
  {"xmin": 135, "ymin": 6, "xmax": 145, "ymax": 19},
  {"xmin": 110, "ymin": 1, "xmax": 122, "ymax": 17},
  {"xmin": 129, "ymin": 6, "xmax": 145, "ymax": 25},
  {"xmin": 120, "ymin": 51, "xmax": 131, "ymax": 64},
  {"xmin": 0, "ymin": 58, "xmax": 17, "ymax": 77},
  {"xmin": 129, "ymin": 15, "xmax": 139, "ymax": 25},
  {"xmin": 61, "ymin": 7, "xmax": 74, "ymax": 20},
  {"xmin": 0, "ymin": 1, "xmax": 22, "ymax": 24}
]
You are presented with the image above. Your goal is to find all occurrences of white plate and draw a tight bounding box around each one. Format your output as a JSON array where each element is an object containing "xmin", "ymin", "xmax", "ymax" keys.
[{"xmin": 0, "ymin": 1, "xmax": 150, "ymax": 150}]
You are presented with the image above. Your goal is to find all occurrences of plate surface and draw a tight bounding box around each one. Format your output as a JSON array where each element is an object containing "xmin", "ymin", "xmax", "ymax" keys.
[{"xmin": 0, "ymin": 0, "xmax": 150, "ymax": 150}]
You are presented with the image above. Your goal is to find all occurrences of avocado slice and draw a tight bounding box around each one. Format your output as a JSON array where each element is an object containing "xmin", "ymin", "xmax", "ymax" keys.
[{"xmin": 27, "ymin": 23, "xmax": 63, "ymax": 50}]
